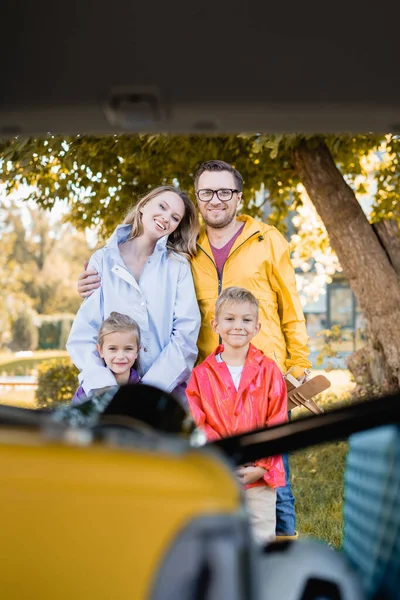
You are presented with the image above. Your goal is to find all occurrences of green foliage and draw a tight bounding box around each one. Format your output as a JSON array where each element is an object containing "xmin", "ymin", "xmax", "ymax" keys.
[
  {"xmin": 35, "ymin": 358, "xmax": 79, "ymax": 408},
  {"xmin": 38, "ymin": 320, "xmax": 60, "ymax": 350},
  {"xmin": 2, "ymin": 133, "xmax": 398, "ymax": 241},
  {"xmin": 38, "ymin": 316, "xmax": 74, "ymax": 350},
  {"xmin": 0, "ymin": 135, "xmax": 267, "ymax": 237},
  {"xmin": 0, "ymin": 198, "xmax": 91, "ymax": 347},
  {"xmin": 11, "ymin": 310, "xmax": 38, "ymax": 351},
  {"xmin": 315, "ymin": 324, "xmax": 343, "ymax": 368},
  {"xmin": 59, "ymin": 318, "xmax": 73, "ymax": 350},
  {"xmin": 1, "ymin": 201, "xmax": 91, "ymax": 315},
  {"xmin": 371, "ymin": 136, "xmax": 400, "ymax": 222}
]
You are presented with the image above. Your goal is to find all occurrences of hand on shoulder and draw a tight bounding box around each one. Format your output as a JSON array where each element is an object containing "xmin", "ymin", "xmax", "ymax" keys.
[{"xmin": 77, "ymin": 260, "xmax": 101, "ymax": 298}]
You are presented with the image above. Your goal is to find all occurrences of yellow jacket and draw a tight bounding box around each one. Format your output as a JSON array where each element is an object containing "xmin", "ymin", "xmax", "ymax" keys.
[{"xmin": 191, "ymin": 215, "xmax": 311, "ymax": 379}]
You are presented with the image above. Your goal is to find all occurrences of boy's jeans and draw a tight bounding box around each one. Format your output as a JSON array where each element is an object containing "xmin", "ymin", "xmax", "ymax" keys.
[{"xmin": 275, "ymin": 453, "xmax": 296, "ymax": 536}]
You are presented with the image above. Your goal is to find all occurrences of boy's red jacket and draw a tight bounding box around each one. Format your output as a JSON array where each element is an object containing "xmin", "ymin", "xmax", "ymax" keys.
[{"xmin": 186, "ymin": 344, "xmax": 288, "ymax": 489}]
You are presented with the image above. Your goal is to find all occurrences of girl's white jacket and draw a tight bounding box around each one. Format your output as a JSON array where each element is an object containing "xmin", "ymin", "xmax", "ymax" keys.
[{"xmin": 66, "ymin": 224, "xmax": 201, "ymax": 396}]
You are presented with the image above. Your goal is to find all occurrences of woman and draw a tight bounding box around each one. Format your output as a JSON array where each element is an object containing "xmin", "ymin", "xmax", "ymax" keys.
[{"xmin": 67, "ymin": 186, "xmax": 201, "ymax": 402}]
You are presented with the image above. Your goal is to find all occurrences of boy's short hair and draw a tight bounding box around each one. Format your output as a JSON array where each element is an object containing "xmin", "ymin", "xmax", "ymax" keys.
[
  {"xmin": 215, "ymin": 287, "xmax": 259, "ymax": 319},
  {"xmin": 98, "ymin": 312, "xmax": 141, "ymax": 348}
]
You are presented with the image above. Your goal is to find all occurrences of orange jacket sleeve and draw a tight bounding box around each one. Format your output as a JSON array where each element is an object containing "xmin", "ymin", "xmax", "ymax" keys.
[
  {"xmin": 268, "ymin": 229, "xmax": 311, "ymax": 379},
  {"xmin": 186, "ymin": 369, "xmax": 222, "ymax": 441}
]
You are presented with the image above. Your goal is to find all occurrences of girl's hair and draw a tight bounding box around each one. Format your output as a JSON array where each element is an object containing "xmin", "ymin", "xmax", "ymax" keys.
[
  {"xmin": 123, "ymin": 185, "xmax": 199, "ymax": 259},
  {"xmin": 98, "ymin": 312, "xmax": 141, "ymax": 353}
]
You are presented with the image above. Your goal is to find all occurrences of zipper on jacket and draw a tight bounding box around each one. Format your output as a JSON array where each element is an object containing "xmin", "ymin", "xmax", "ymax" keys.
[
  {"xmin": 197, "ymin": 229, "xmax": 261, "ymax": 295},
  {"xmin": 197, "ymin": 230, "xmax": 260, "ymax": 345}
]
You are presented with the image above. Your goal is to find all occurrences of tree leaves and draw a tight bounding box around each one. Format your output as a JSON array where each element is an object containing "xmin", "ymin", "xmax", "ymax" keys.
[{"xmin": 1, "ymin": 133, "xmax": 398, "ymax": 240}]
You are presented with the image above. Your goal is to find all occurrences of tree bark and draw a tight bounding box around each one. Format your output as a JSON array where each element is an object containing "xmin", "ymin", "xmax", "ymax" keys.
[
  {"xmin": 293, "ymin": 140, "xmax": 400, "ymax": 391},
  {"xmin": 372, "ymin": 219, "xmax": 400, "ymax": 278}
]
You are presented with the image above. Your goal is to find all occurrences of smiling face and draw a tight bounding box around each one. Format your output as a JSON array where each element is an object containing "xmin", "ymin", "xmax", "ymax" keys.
[
  {"xmin": 97, "ymin": 330, "xmax": 139, "ymax": 379},
  {"xmin": 212, "ymin": 301, "xmax": 261, "ymax": 351},
  {"xmin": 140, "ymin": 191, "xmax": 185, "ymax": 241},
  {"xmin": 196, "ymin": 170, "xmax": 242, "ymax": 230}
]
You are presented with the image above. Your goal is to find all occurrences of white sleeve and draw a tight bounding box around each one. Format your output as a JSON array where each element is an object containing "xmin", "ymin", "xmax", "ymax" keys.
[
  {"xmin": 67, "ymin": 250, "xmax": 116, "ymax": 394},
  {"xmin": 141, "ymin": 259, "xmax": 200, "ymax": 392}
]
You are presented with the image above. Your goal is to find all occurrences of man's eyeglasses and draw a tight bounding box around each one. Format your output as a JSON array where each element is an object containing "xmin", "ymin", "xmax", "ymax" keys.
[{"xmin": 196, "ymin": 188, "xmax": 239, "ymax": 202}]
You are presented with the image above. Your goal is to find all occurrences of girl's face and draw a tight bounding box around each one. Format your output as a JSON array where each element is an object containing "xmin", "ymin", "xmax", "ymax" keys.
[
  {"xmin": 140, "ymin": 191, "xmax": 185, "ymax": 241},
  {"xmin": 97, "ymin": 330, "xmax": 139, "ymax": 376}
]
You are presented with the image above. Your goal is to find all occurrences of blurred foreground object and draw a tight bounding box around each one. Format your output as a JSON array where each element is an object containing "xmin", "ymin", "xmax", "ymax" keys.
[
  {"xmin": 344, "ymin": 426, "xmax": 400, "ymax": 600},
  {"xmin": 261, "ymin": 538, "xmax": 364, "ymax": 600},
  {"xmin": 1, "ymin": 386, "xmax": 400, "ymax": 598},
  {"xmin": 2, "ymin": 1, "xmax": 400, "ymax": 134}
]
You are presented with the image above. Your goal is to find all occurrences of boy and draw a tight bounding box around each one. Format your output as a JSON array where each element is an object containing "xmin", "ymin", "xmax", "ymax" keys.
[{"xmin": 186, "ymin": 287, "xmax": 288, "ymax": 544}]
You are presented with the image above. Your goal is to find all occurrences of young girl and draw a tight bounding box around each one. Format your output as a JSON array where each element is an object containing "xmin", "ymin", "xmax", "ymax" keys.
[
  {"xmin": 67, "ymin": 186, "xmax": 201, "ymax": 405},
  {"xmin": 71, "ymin": 312, "xmax": 141, "ymax": 406}
]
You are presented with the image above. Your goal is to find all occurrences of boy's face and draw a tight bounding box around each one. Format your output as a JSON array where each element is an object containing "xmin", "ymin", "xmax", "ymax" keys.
[
  {"xmin": 212, "ymin": 301, "xmax": 261, "ymax": 349},
  {"xmin": 97, "ymin": 331, "xmax": 139, "ymax": 377}
]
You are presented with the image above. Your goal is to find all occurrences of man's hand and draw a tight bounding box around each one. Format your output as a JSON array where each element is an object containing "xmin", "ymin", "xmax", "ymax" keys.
[
  {"xmin": 236, "ymin": 465, "xmax": 266, "ymax": 485},
  {"xmin": 297, "ymin": 368, "xmax": 311, "ymax": 384},
  {"xmin": 77, "ymin": 260, "xmax": 101, "ymax": 298}
]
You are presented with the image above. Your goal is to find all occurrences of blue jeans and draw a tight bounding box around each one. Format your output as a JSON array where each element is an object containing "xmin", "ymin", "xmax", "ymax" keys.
[{"xmin": 275, "ymin": 451, "xmax": 296, "ymax": 536}]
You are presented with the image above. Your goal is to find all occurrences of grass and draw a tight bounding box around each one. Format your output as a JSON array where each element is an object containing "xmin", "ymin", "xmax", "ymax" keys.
[
  {"xmin": 290, "ymin": 388, "xmax": 355, "ymax": 549},
  {"xmin": 291, "ymin": 439, "xmax": 348, "ymax": 548},
  {"xmin": 0, "ymin": 387, "xmax": 37, "ymax": 409},
  {"xmin": 0, "ymin": 350, "xmax": 69, "ymax": 363},
  {"xmin": 0, "ymin": 351, "xmax": 69, "ymax": 376},
  {"xmin": 0, "ymin": 350, "xmax": 69, "ymax": 407}
]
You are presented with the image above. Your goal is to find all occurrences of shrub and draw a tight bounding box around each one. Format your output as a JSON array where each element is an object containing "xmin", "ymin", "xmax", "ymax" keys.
[
  {"xmin": 37, "ymin": 315, "xmax": 74, "ymax": 350},
  {"xmin": 38, "ymin": 321, "xmax": 60, "ymax": 350},
  {"xmin": 35, "ymin": 358, "xmax": 79, "ymax": 408},
  {"xmin": 11, "ymin": 310, "xmax": 39, "ymax": 351},
  {"xmin": 58, "ymin": 318, "xmax": 73, "ymax": 350}
]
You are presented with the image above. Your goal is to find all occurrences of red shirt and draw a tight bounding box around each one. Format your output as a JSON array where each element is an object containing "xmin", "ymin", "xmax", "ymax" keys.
[
  {"xmin": 186, "ymin": 344, "xmax": 288, "ymax": 489},
  {"xmin": 210, "ymin": 224, "xmax": 244, "ymax": 277}
]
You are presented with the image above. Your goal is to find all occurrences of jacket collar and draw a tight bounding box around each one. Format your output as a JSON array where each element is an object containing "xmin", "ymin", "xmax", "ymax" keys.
[
  {"xmin": 207, "ymin": 343, "xmax": 264, "ymax": 401},
  {"xmin": 105, "ymin": 223, "xmax": 169, "ymax": 255},
  {"xmin": 197, "ymin": 214, "xmax": 261, "ymax": 256},
  {"xmin": 208, "ymin": 343, "xmax": 263, "ymax": 364}
]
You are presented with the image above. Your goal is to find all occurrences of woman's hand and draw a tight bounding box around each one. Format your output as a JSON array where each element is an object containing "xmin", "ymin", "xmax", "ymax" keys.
[
  {"xmin": 236, "ymin": 465, "xmax": 266, "ymax": 485},
  {"xmin": 77, "ymin": 260, "xmax": 101, "ymax": 298}
]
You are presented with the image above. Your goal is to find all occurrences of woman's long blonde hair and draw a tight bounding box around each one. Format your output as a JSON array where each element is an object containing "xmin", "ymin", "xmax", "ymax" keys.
[{"xmin": 123, "ymin": 186, "xmax": 199, "ymax": 259}]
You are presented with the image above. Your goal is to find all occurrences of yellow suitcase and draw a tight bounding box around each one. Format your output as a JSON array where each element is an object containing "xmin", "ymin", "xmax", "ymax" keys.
[
  {"xmin": 1, "ymin": 384, "xmax": 399, "ymax": 600},
  {"xmin": 0, "ymin": 388, "xmax": 250, "ymax": 600}
]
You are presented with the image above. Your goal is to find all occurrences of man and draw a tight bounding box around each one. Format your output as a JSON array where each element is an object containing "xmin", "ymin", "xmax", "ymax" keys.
[{"xmin": 77, "ymin": 160, "xmax": 311, "ymax": 540}]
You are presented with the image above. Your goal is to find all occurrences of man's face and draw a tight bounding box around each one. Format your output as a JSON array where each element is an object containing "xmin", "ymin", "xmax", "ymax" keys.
[{"xmin": 196, "ymin": 170, "xmax": 242, "ymax": 230}]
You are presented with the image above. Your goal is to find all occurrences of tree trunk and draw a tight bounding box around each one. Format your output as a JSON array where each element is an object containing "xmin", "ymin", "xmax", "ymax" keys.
[
  {"xmin": 293, "ymin": 140, "xmax": 400, "ymax": 391},
  {"xmin": 372, "ymin": 219, "xmax": 400, "ymax": 277}
]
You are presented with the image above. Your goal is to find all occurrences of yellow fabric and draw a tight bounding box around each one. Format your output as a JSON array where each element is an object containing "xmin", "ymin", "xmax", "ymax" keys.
[
  {"xmin": 0, "ymin": 437, "xmax": 239, "ymax": 599},
  {"xmin": 191, "ymin": 215, "xmax": 311, "ymax": 379}
]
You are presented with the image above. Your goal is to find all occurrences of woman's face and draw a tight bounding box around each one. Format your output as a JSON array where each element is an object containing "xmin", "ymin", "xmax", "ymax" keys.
[{"xmin": 140, "ymin": 191, "xmax": 185, "ymax": 240}]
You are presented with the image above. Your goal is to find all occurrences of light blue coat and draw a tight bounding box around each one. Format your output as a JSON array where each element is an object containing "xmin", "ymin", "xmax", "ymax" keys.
[{"xmin": 66, "ymin": 224, "xmax": 201, "ymax": 396}]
